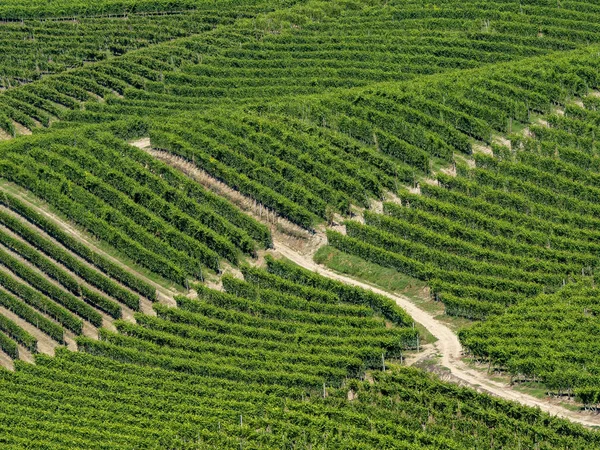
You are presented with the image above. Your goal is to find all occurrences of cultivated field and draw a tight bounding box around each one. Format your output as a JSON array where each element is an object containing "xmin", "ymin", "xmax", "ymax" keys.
[{"xmin": 0, "ymin": 0, "xmax": 599, "ymax": 448}]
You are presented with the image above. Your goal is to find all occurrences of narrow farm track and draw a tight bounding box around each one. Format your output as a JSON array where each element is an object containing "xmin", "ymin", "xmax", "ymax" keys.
[{"xmin": 273, "ymin": 239, "xmax": 600, "ymax": 428}]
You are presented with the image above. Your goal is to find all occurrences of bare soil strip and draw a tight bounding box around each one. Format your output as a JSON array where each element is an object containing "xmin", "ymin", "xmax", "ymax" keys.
[
  {"xmin": 0, "ymin": 238, "xmax": 114, "ymax": 334},
  {"xmin": 0, "ymin": 262, "xmax": 98, "ymax": 341},
  {"xmin": 0, "ymin": 207, "xmax": 151, "ymax": 319},
  {"xmin": 0, "ymin": 350, "xmax": 13, "ymax": 370},
  {"xmin": 144, "ymin": 147, "xmax": 327, "ymax": 256},
  {"xmin": 0, "ymin": 224, "xmax": 138, "ymax": 325}
]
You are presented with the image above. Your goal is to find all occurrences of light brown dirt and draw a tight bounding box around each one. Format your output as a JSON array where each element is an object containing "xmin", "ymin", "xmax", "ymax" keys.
[
  {"xmin": 384, "ymin": 191, "xmax": 403, "ymax": 205},
  {"xmin": 401, "ymin": 343, "xmax": 436, "ymax": 366},
  {"xmin": 493, "ymin": 135, "xmax": 511, "ymax": 147},
  {"xmin": 0, "ymin": 203, "xmax": 161, "ymax": 320},
  {"xmin": 13, "ymin": 121, "xmax": 32, "ymax": 136},
  {"xmin": 0, "ymin": 223, "xmax": 137, "ymax": 324},
  {"xmin": 0, "ymin": 128, "xmax": 12, "ymax": 141},
  {"xmin": 439, "ymin": 162, "xmax": 457, "ymax": 177},
  {"xmin": 0, "ymin": 351, "xmax": 14, "ymax": 370},
  {"xmin": 369, "ymin": 199, "xmax": 383, "ymax": 215},
  {"xmin": 61, "ymin": 330, "xmax": 78, "ymax": 352},
  {"xmin": 473, "ymin": 142, "xmax": 493, "ymax": 156},
  {"xmin": 0, "ymin": 260, "xmax": 101, "ymax": 342},
  {"xmin": 148, "ymin": 147, "xmax": 311, "ymax": 241}
]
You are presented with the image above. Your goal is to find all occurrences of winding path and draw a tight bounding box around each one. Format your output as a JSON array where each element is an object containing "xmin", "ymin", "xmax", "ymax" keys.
[
  {"xmin": 135, "ymin": 137, "xmax": 600, "ymax": 427},
  {"xmin": 273, "ymin": 240, "xmax": 600, "ymax": 428}
]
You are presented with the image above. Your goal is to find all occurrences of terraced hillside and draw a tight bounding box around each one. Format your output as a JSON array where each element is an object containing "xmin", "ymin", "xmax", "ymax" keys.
[{"xmin": 0, "ymin": 0, "xmax": 600, "ymax": 447}]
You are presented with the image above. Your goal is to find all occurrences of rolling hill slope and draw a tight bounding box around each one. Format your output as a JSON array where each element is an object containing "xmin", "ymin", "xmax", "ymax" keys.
[{"xmin": 0, "ymin": 0, "xmax": 599, "ymax": 447}]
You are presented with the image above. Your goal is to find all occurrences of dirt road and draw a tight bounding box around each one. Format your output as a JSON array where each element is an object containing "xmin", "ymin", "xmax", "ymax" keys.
[{"xmin": 273, "ymin": 240, "xmax": 600, "ymax": 428}]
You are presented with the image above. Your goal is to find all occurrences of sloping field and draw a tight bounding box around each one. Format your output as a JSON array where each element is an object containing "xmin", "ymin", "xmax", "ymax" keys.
[{"xmin": 0, "ymin": 0, "xmax": 599, "ymax": 447}]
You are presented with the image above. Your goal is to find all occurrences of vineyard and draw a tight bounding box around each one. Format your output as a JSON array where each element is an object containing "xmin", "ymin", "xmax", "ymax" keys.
[{"xmin": 0, "ymin": 0, "xmax": 599, "ymax": 447}]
